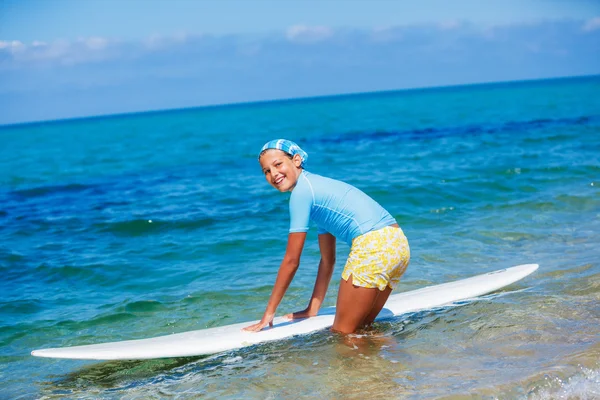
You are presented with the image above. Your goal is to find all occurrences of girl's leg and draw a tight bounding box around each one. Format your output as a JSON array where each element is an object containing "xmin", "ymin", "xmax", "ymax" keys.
[
  {"xmin": 331, "ymin": 275, "xmax": 382, "ymax": 334},
  {"xmin": 333, "ymin": 225, "xmax": 409, "ymax": 333},
  {"xmin": 361, "ymin": 285, "xmax": 393, "ymax": 327}
]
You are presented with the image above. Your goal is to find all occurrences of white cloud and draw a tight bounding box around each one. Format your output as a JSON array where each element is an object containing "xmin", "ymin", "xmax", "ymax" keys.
[
  {"xmin": 582, "ymin": 17, "xmax": 600, "ymax": 32},
  {"xmin": 81, "ymin": 36, "xmax": 108, "ymax": 50},
  {"xmin": 237, "ymin": 43, "xmax": 261, "ymax": 57},
  {"xmin": 369, "ymin": 26, "xmax": 403, "ymax": 43},
  {"xmin": 0, "ymin": 37, "xmax": 117, "ymax": 66},
  {"xmin": 22, "ymin": 40, "xmax": 71, "ymax": 62},
  {"xmin": 172, "ymin": 31, "xmax": 189, "ymax": 43},
  {"xmin": 144, "ymin": 34, "xmax": 164, "ymax": 49},
  {"xmin": 143, "ymin": 32, "xmax": 190, "ymax": 50},
  {"xmin": 0, "ymin": 19, "xmax": 597, "ymax": 71},
  {"xmin": 438, "ymin": 20, "xmax": 461, "ymax": 30},
  {"xmin": 0, "ymin": 40, "xmax": 24, "ymax": 51},
  {"xmin": 286, "ymin": 25, "xmax": 332, "ymax": 42}
]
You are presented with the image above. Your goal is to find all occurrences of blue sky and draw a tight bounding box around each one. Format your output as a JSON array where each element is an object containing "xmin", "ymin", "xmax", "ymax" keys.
[{"xmin": 1, "ymin": 0, "xmax": 599, "ymax": 125}]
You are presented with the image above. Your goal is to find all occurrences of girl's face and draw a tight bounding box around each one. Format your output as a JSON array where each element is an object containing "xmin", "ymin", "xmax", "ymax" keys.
[{"xmin": 259, "ymin": 149, "xmax": 303, "ymax": 192}]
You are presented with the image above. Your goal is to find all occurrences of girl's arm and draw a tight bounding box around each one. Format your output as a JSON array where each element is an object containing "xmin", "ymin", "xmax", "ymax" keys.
[
  {"xmin": 286, "ymin": 233, "xmax": 336, "ymax": 319},
  {"xmin": 243, "ymin": 232, "xmax": 307, "ymax": 332}
]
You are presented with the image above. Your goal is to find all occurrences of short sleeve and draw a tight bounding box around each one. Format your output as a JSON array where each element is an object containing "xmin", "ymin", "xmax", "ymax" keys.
[{"xmin": 289, "ymin": 182, "xmax": 313, "ymax": 233}]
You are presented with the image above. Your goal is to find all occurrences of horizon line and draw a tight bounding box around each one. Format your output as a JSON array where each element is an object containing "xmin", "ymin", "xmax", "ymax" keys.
[{"xmin": 1, "ymin": 73, "xmax": 598, "ymax": 129}]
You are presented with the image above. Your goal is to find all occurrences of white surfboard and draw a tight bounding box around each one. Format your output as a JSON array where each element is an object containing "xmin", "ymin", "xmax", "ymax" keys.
[{"xmin": 32, "ymin": 263, "xmax": 538, "ymax": 360}]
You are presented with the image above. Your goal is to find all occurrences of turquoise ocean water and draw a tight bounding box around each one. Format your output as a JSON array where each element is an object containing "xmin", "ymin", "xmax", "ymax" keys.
[{"xmin": 1, "ymin": 76, "xmax": 599, "ymax": 399}]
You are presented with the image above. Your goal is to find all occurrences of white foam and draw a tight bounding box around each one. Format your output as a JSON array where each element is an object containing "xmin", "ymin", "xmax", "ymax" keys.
[{"xmin": 527, "ymin": 367, "xmax": 600, "ymax": 400}]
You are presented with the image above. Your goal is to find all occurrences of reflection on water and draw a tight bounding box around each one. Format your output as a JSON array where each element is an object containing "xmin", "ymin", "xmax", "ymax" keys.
[{"xmin": 41, "ymin": 356, "xmax": 205, "ymax": 396}]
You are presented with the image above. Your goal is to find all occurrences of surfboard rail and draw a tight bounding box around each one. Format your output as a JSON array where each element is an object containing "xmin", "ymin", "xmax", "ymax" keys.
[{"xmin": 31, "ymin": 263, "xmax": 538, "ymax": 360}]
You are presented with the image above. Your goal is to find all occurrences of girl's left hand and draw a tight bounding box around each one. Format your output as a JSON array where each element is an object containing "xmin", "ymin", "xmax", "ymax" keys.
[
  {"xmin": 242, "ymin": 312, "xmax": 275, "ymax": 332},
  {"xmin": 284, "ymin": 308, "xmax": 318, "ymax": 320}
]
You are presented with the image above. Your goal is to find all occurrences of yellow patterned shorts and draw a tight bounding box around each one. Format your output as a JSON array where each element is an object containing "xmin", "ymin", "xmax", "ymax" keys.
[{"xmin": 342, "ymin": 226, "xmax": 410, "ymax": 291}]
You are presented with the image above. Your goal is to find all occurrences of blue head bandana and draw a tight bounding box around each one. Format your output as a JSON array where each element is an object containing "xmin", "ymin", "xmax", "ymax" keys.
[{"xmin": 259, "ymin": 139, "xmax": 308, "ymax": 166}]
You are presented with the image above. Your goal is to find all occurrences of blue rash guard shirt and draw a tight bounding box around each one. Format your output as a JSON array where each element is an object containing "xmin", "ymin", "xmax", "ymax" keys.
[{"xmin": 288, "ymin": 170, "xmax": 397, "ymax": 246}]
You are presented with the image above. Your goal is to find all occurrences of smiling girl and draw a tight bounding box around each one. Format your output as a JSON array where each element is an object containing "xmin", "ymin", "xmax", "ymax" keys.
[{"xmin": 243, "ymin": 139, "xmax": 410, "ymax": 334}]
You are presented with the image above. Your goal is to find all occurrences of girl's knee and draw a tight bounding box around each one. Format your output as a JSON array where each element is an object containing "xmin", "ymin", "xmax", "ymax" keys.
[{"xmin": 330, "ymin": 325, "xmax": 354, "ymax": 335}]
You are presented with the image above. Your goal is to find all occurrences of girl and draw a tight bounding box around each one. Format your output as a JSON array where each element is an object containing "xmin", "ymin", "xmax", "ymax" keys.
[{"xmin": 243, "ymin": 139, "xmax": 410, "ymax": 334}]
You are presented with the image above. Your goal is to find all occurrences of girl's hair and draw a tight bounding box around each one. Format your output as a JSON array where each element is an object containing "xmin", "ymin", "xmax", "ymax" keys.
[{"xmin": 258, "ymin": 148, "xmax": 293, "ymax": 161}]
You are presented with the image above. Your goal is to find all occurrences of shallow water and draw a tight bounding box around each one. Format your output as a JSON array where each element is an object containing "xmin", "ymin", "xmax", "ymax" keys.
[{"xmin": 1, "ymin": 76, "xmax": 599, "ymax": 399}]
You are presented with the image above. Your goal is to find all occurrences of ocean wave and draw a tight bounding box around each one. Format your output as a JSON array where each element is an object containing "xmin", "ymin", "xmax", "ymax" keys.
[
  {"xmin": 10, "ymin": 183, "xmax": 98, "ymax": 199},
  {"xmin": 122, "ymin": 300, "xmax": 167, "ymax": 313},
  {"xmin": 59, "ymin": 312, "xmax": 138, "ymax": 329},
  {"xmin": 34, "ymin": 263, "xmax": 99, "ymax": 283},
  {"xmin": 92, "ymin": 206, "xmax": 268, "ymax": 237},
  {"xmin": 93, "ymin": 217, "xmax": 218, "ymax": 236},
  {"xmin": 0, "ymin": 299, "xmax": 45, "ymax": 315},
  {"xmin": 313, "ymin": 114, "xmax": 599, "ymax": 145}
]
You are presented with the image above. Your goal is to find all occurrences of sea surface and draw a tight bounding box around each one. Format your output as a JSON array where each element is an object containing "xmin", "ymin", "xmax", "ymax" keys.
[{"xmin": 1, "ymin": 76, "xmax": 599, "ymax": 399}]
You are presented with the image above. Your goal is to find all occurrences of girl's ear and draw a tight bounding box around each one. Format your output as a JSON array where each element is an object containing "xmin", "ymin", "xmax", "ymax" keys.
[{"xmin": 292, "ymin": 154, "xmax": 303, "ymax": 168}]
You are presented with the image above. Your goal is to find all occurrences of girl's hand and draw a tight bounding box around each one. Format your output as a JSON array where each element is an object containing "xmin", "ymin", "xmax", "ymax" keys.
[
  {"xmin": 242, "ymin": 312, "xmax": 275, "ymax": 332},
  {"xmin": 284, "ymin": 308, "xmax": 318, "ymax": 320}
]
